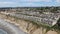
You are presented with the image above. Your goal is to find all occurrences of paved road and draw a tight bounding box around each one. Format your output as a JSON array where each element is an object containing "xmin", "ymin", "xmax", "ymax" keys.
[{"xmin": 0, "ymin": 18, "xmax": 27, "ymax": 34}]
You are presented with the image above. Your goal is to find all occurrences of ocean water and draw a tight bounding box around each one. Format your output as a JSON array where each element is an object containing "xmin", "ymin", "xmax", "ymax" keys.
[
  {"xmin": 0, "ymin": 29, "xmax": 7, "ymax": 34},
  {"xmin": 0, "ymin": 19, "xmax": 27, "ymax": 34}
]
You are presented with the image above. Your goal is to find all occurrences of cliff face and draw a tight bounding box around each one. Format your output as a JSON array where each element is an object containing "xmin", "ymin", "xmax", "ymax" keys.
[
  {"xmin": 0, "ymin": 13, "xmax": 38, "ymax": 34},
  {"xmin": 0, "ymin": 12, "xmax": 58, "ymax": 34}
]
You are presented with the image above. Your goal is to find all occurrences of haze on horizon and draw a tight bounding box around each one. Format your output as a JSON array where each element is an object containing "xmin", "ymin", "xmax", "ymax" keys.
[{"xmin": 0, "ymin": 0, "xmax": 60, "ymax": 7}]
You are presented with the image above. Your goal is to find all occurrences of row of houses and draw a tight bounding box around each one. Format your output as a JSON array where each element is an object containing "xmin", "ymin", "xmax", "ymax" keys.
[
  {"xmin": 9, "ymin": 12, "xmax": 60, "ymax": 27},
  {"xmin": 16, "ymin": 11, "xmax": 59, "ymax": 20},
  {"xmin": 0, "ymin": 11, "xmax": 60, "ymax": 27}
]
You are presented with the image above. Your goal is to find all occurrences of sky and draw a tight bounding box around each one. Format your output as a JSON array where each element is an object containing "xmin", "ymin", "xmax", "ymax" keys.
[{"xmin": 0, "ymin": 0, "xmax": 60, "ymax": 7}]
